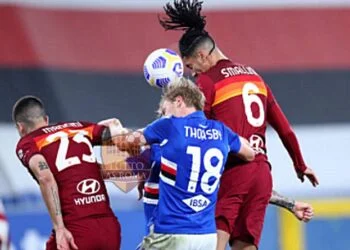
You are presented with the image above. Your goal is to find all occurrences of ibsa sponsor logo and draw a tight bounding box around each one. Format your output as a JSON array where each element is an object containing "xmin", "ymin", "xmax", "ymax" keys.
[
  {"xmin": 74, "ymin": 179, "xmax": 105, "ymax": 205},
  {"xmin": 182, "ymin": 194, "xmax": 211, "ymax": 212}
]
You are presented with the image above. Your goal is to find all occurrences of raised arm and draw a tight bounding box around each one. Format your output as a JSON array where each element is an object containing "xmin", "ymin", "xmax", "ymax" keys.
[
  {"xmin": 98, "ymin": 118, "xmax": 129, "ymax": 142},
  {"xmin": 266, "ymin": 85, "xmax": 319, "ymax": 187},
  {"xmin": 28, "ymin": 154, "xmax": 78, "ymax": 250}
]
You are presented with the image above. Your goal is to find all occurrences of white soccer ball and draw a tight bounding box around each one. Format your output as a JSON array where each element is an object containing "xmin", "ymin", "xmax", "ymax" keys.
[{"xmin": 143, "ymin": 48, "xmax": 184, "ymax": 88}]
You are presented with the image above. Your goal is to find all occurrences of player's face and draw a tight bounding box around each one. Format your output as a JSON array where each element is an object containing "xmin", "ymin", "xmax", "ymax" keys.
[
  {"xmin": 159, "ymin": 103, "xmax": 170, "ymax": 117},
  {"xmin": 162, "ymin": 97, "xmax": 185, "ymax": 117},
  {"xmin": 162, "ymin": 100, "xmax": 176, "ymax": 117},
  {"xmin": 183, "ymin": 51, "xmax": 213, "ymax": 77}
]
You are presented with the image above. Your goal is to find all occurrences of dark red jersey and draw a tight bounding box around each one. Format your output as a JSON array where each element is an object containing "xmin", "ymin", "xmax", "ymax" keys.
[
  {"xmin": 197, "ymin": 59, "xmax": 307, "ymax": 172},
  {"xmin": 16, "ymin": 121, "xmax": 114, "ymax": 222}
]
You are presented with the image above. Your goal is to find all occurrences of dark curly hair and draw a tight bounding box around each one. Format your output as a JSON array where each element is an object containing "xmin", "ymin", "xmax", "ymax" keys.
[{"xmin": 159, "ymin": 0, "xmax": 215, "ymax": 57}]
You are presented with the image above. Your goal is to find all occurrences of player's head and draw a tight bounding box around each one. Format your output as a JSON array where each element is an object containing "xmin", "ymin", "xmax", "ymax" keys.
[
  {"xmin": 159, "ymin": 0, "xmax": 220, "ymax": 76},
  {"xmin": 12, "ymin": 96, "xmax": 48, "ymax": 137},
  {"xmin": 161, "ymin": 77, "xmax": 205, "ymax": 117},
  {"xmin": 156, "ymin": 98, "xmax": 167, "ymax": 117}
]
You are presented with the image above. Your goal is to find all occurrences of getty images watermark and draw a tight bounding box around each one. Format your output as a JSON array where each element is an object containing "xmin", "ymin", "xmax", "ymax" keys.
[{"xmin": 100, "ymin": 134, "xmax": 151, "ymax": 193}]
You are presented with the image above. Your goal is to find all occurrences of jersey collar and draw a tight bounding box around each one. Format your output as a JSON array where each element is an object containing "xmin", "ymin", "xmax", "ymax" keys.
[{"xmin": 186, "ymin": 111, "xmax": 206, "ymax": 119}]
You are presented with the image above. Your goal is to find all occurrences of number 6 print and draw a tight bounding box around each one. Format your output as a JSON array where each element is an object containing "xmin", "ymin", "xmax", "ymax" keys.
[{"xmin": 242, "ymin": 82, "xmax": 265, "ymax": 127}]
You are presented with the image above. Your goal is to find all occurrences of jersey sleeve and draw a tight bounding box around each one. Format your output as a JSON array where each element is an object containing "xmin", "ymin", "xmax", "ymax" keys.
[
  {"xmin": 16, "ymin": 137, "xmax": 40, "ymax": 168},
  {"xmin": 266, "ymin": 85, "xmax": 307, "ymax": 173},
  {"xmin": 143, "ymin": 117, "xmax": 171, "ymax": 144},
  {"xmin": 80, "ymin": 121, "xmax": 107, "ymax": 146},
  {"xmin": 224, "ymin": 125, "xmax": 242, "ymax": 154},
  {"xmin": 196, "ymin": 74, "xmax": 216, "ymax": 119}
]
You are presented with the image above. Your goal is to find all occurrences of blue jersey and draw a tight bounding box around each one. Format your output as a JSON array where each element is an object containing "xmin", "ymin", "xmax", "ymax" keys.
[
  {"xmin": 143, "ymin": 111, "xmax": 241, "ymax": 234},
  {"xmin": 143, "ymin": 144, "xmax": 161, "ymax": 235}
]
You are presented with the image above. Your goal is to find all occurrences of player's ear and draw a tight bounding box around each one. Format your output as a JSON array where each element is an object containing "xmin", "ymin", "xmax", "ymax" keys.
[
  {"xmin": 44, "ymin": 115, "xmax": 49, "ymax": 125},
  {"xmin": 175, "ymin": 96, "xmax": 183, "ymax": 107},
  {"xmin": 16, "ymin": 122, "xmax": 26, "ymax": 137},
  {"xmin": 196, "ymin": 50, "xmax": 206, "ymax": 61}
]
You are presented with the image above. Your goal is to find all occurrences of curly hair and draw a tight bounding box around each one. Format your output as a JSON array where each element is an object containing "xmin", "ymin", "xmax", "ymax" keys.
[{"xmin": 159, "ymin": 0, "xmax": 215, "ymax": 57}]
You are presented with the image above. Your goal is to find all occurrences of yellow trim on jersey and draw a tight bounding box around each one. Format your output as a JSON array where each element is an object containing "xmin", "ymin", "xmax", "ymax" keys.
[{"xmin": 212, "ymin": 80, "xmax": 267, "ymax": 107}]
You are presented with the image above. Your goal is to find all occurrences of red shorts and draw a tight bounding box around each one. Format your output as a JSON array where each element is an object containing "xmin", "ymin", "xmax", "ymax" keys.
[
  {"xmin": 215, "ymin": 161, "xmax": 272, "ymax": 247},
  {"xmin": 46, "ymin": 216, "xmax": 121, "ymax": 250}
]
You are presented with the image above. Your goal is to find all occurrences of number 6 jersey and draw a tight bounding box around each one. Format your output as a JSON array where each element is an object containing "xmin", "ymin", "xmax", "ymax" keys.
[
  {"xmin": 197, "ymin": 59, "xmax": 307, "ymax": 173},
  {"xmin": 143, "ymin": 111, "xmax": 241, "ymax": 234},
  {"xmin": 16, "ymin": 121, "xmax": 114, "ymax": 222}
]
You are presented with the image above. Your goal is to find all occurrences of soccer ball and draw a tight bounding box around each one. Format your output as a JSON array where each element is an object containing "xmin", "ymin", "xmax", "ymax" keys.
[{"xmin": 143, "ymin": 48, "xmax": 184, "ymax": 88}]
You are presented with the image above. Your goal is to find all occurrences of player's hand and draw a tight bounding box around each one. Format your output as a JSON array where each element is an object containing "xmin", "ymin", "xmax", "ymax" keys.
[
  {"xmin": 292, "ymin": 201, "xmax": 314, "ymax": 222},
  {"xmin": 138, "ymin": 181, "xmax": 145, "ymax": 200},
  {"xmin": 98, "ymin": 118, "xmax": 128, "ymax": 135},
  {"xmin": 98, "ymin": 118, "xmax": 122, "ymax": 127},
  {"xmin": 297, "ymin": 167, "xmax": 319, "ymax": 187},
  {"xmin": 56, "ymin": 227, "xmax": 78, "ymax": 250}
]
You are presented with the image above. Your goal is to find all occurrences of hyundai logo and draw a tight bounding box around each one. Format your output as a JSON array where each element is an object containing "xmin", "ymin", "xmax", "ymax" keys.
[{"xmin": 76, "ymin": 179, "xmax": 101, "ymax": 195}]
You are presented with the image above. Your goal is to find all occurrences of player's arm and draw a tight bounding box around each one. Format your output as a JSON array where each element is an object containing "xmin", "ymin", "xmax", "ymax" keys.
[
  {"xmin": 270, "ymin": 190, "xmax": 314, "ymax": 222},
  {"xmin": 98, "ymin": 118, "xmax": 129, "ymax": 143},
  {"xmin": 112, "ymin": 130, "xmax": 147, "ymax": 152},
  {"xmin": 266, "ymin": 85, "xmax": 319, "ymax": 187},
  {"xmin": 236, "ymin": 136, "xmax": 255, "ymax": 161},
  {"xmin": 98, "ymin": 118, "xmax": 143, "ymax": 151},
  {"xmin": 28, "ymin": 154, "xmax": 78, "ymax": 249},
  {"xmin": 28, "ymin": 154, "xmax": 64, "ymax": 231},
  {"xmin": 226, "ymin": 126, "xmax": 255, "ymax": 161},
  {"xmin": 112, "ymin": 117, "xmax": 170, "ymax": 152}
]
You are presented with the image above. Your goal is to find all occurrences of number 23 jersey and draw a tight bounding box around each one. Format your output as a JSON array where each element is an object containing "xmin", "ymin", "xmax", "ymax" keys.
[
  {"xmin": 143, "ymin": 111, "xmax": 242, "ymax": 234},
  {"xmin": 16, "ymin": 121, "xmax": 114, "ymax": 222}
]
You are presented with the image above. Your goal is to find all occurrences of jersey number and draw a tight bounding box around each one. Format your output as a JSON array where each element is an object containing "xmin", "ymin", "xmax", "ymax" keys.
[
  {"xmin": 242, "ymin": 82, "xmax": 265, "ymax": 127},
  {"xmin": 46, "ymin": 130, "xmax": 95, "ymax": 172},
  {"xmin": 186, "ymin": 146, "xmax": 223, "ymax": 194}
]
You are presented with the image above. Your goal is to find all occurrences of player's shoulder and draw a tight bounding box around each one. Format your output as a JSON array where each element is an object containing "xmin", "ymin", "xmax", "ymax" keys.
[
  {"xmin": 54, "ymin": 121, "xmax": 95, "ymax": 129},
  {"xmin": 205, "ymin": 118, "xmax": 225, "ymax": 130},
  {"xmin": 16, "ymin": 132, "xmax": 41, "ymax": 166},
  {"xmin": 16, "ymin": 125, "xmax": 48, "ymax": 149},
  {"xmin": 208, "ymin": 118, "xmax": 236, "ymax": 135},
  {"xmin": 151, "ymin": 116, "xmax": 173, "ymax": 124},
  {"xmin": 146, "ymin": 116, "xmax": 174, "ymax": 132},
  {"xmin": 199, "ymin": 59, "xmax": 258, "ymax": 81},
  {"xmin": 44, "ymin": 121, "xmax": 99, "ymax": 133},
  {"xmin": 16, "ymin": 133, "xmax": 35, "ymax": 152}
]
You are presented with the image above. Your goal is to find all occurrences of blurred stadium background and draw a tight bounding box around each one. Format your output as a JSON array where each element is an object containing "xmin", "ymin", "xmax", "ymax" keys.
[{"xmin": 0, "ymin": 0, "xmax": 350, "ymax": 249}]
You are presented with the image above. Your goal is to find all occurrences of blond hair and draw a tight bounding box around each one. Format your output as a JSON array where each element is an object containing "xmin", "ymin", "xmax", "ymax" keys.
[{"xmin": 162, "ymin": 78, "xmax": 205, "ymax": 111}]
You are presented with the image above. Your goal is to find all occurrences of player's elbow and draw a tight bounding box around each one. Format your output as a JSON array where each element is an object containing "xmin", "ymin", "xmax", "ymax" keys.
[{"xmin": 38, "ymin": 171, "xmax": 55, "ymax": 186}]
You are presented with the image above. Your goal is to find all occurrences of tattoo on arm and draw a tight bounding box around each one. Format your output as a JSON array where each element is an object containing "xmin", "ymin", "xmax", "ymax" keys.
[
  {"xmin": 101, "ymin": 127, "xmax": 112, "ymax": 142},
  {"xmin": 38, "ymin": 161, "xmax": 49, "ymax": 171},
  {"xmin": 269, "ymin": 190, "xmax": 295, "ymax": 212},
  {"xmin": 51, "ymin": 187, "xmax": 61, "ymax": 216}
]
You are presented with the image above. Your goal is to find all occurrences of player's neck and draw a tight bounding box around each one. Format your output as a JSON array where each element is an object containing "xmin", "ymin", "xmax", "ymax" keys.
[
  {"xmin": 211, "ymin": 49, "xmax": 228, "ymax": 66},
  {"xmin": 177, "ymin": 107, "xmax": 198, "ymax": 117},
  {"xmin": 27, "ymin": 121, "xmax": 48, "ymax": 134}
]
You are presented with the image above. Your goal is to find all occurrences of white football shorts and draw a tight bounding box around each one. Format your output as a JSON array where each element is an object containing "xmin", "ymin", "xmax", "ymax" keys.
[{"xmin": 141, "ymin": 230, "xmax": 217, "ymax": 250}]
